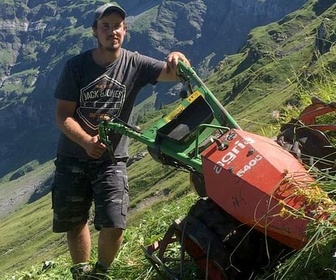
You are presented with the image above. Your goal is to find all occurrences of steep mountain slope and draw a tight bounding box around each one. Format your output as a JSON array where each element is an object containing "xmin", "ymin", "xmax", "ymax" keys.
[
  {"xmin": 146, "ymin": 0, "xmax": 308, "ymax": 68},
  {"xmin": 0, "ymin": 0, "xmax": 307, "ymax": 178},
  {"xmin": 205, "ymin": 0, "xmax": 336, "ymax": 131},
  {"xmin": 1, "ymin": 0, "xmax": 336, "ymax": 277}
]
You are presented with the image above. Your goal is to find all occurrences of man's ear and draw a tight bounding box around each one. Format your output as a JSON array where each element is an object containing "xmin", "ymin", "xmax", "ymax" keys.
[{"xmin": 92, "ymin": 26, "xmax": 97, "ymax": 38}]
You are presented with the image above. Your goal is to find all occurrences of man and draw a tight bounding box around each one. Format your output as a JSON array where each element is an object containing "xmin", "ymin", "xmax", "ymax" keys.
[{"xmin": 52, "ymin": 3, "xmax": 190, "ymax": 280}]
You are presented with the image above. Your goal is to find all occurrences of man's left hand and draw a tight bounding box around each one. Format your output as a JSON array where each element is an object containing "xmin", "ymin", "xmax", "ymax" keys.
[{"xmin": 166, "ymin": 51, "xmax": 190, "ymax": 73}]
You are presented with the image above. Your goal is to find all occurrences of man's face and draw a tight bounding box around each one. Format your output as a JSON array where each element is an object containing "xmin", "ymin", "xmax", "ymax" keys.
[{"xmin": 93, "ymin": 12, "xmax": 126, "ymax": 51}]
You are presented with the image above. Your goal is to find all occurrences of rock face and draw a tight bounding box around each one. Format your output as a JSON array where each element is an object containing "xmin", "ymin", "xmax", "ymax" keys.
[
  {"xmin": 144, "ymin": 0, "xmax": 308, "ymax": 67},
  {"xmin": 0, "ymin": 0, "xmax": 308, "ymax": 177}
]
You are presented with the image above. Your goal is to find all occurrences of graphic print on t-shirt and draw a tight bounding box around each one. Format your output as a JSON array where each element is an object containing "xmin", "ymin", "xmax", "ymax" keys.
[{"xmin": 77, "ymin": 74, "xmax": 126, "ymax": 130}]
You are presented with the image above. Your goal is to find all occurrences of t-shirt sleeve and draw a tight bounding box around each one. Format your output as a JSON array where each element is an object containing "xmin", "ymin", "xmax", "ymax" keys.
[
  {"xmin": 136, "ymin": 53, "xmax": 165, "ymax": 86},
  {"xmin": 54, "ymin": 60, "xmax": 80, "ymax": 101}
]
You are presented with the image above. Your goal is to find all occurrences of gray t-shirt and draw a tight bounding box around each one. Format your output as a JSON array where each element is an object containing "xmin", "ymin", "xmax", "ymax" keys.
[{"xmin": 55, "ymin": 48, "xmax": 165, "ymax": 159}]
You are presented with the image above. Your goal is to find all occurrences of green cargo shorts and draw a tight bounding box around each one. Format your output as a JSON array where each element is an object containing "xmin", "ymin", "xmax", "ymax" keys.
[{"xmin": 51, "ymin": 155, "xmax": 129, "ymax": 232}]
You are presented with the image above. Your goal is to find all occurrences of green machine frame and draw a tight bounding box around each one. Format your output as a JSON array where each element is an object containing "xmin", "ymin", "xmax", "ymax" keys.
[{"xmin": 98, "ymin": 61, "xmax": 241, "ymax": 173}]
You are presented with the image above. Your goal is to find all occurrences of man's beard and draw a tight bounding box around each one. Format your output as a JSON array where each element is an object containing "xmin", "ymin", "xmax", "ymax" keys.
[{"xmin": 97, "ymin": 39, "xmax": 118, "ymax": 52}]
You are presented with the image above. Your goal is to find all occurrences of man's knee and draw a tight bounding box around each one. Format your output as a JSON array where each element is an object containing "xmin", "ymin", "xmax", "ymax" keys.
[
  {"xmin": 99, "ymin": 227, "xmax": 124, "ymax": 243},
  {"xmin": 67, "ymin": 222, "xmax": 89, "ymax": 238},
  {"xmin": 101, "ymin": 227, "xmax": 123, "ymax": 236}
]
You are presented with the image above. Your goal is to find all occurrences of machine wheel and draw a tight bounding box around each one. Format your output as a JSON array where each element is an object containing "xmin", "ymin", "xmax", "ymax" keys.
[
  {"xmin": 189, "ymin": 172, "xmax": 207, "ymax": 197},
  {"xmin": 182, "ymin": 198, "xmax": 292, "ymax": 279}
]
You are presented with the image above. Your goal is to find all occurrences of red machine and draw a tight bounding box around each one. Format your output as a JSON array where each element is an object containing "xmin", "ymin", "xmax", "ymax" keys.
[
  {"xmin": 99, "ymin": 62, "xmax": 335, "ymax": 279},
  {"xmin": 202, "ymin": 129, "xmax": 318, "ymax": 250}
]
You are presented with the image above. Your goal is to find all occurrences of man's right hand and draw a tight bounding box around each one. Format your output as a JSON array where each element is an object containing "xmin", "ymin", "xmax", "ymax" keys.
[
  {"xmin": 83, "ymin": 135, "xmax": 107, "ymax": 159},
  {"xmin": 56, "ymin": 100, "xmax": 107, "ymax": 159}
]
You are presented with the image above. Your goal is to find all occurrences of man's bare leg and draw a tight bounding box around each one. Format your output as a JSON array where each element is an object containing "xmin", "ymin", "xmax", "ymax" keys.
[
  {"xmin": 67, "ymin": 222, "xmax": 91, "ymax": 264},
  {"xmin": 97, "ymin": 228, "xmax": 123, "ymax": 268}
]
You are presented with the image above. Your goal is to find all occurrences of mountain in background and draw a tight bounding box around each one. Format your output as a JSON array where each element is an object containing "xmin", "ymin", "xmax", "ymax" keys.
[{"xmin": 0, "ymin": 0, "xmax": 307, "ymax": 178}]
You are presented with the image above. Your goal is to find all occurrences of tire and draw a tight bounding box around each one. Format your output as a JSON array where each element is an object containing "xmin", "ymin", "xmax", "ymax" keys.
[{"xmin": 183, "ymin": 198, "xmax": 292, "ymax": 279}]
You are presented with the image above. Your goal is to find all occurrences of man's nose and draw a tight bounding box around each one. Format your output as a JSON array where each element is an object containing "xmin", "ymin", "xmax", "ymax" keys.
[{"xmin": 108, "ymin": 26, "xmax": 118, "ymax": 34}]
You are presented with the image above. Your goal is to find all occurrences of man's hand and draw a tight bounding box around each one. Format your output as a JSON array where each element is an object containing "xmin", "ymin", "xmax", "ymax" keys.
[
  {"xmin": 83, "ymin": 135, "xmax": 107, "ymax": 159},
  {"xmin": 166, "ymin": 51, "xmax": 190, "ymax": 73},
  {"xmin": 56, "ymin": 100, "xmax": 107, "ymax": 159},
  {"xmin": 158, "ymin": 51, "xmax": 190, "ymax": 82}
]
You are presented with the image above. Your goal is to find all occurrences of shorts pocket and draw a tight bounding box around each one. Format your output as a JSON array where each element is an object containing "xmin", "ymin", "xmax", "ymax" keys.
[{"xmin": 122, "ymin": 179, "xmax": 129, "ymax": 216}]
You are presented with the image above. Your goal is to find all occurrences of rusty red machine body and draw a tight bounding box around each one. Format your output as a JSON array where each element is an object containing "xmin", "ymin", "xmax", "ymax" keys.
[
  {"xmin": 201, "ymin": 128, "xmax": 316, "ymax": 250},
  {"xmin": 99, "ymin": 62, "xmax": 334, "ymax": 279}
]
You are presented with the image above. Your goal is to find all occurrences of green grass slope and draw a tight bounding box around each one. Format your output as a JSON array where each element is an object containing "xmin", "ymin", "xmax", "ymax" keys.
[{"xmin": 0, "ymin": 152, "xmax": 198, "ymax": 279}]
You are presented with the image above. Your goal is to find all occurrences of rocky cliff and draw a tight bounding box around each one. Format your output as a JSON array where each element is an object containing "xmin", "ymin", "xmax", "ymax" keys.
[{"xmin": 146, "ymin": 0, "xmax": 307, "ymax": 68}]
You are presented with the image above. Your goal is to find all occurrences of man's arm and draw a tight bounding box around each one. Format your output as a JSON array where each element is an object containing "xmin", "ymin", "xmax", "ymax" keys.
[
  {"xmin": 157, "ymin": 51, "xmax": 190, "ymax": 82},
  {"xmin": 55, "ymin": 99, "xmax": 106, "ymax": 159}
]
